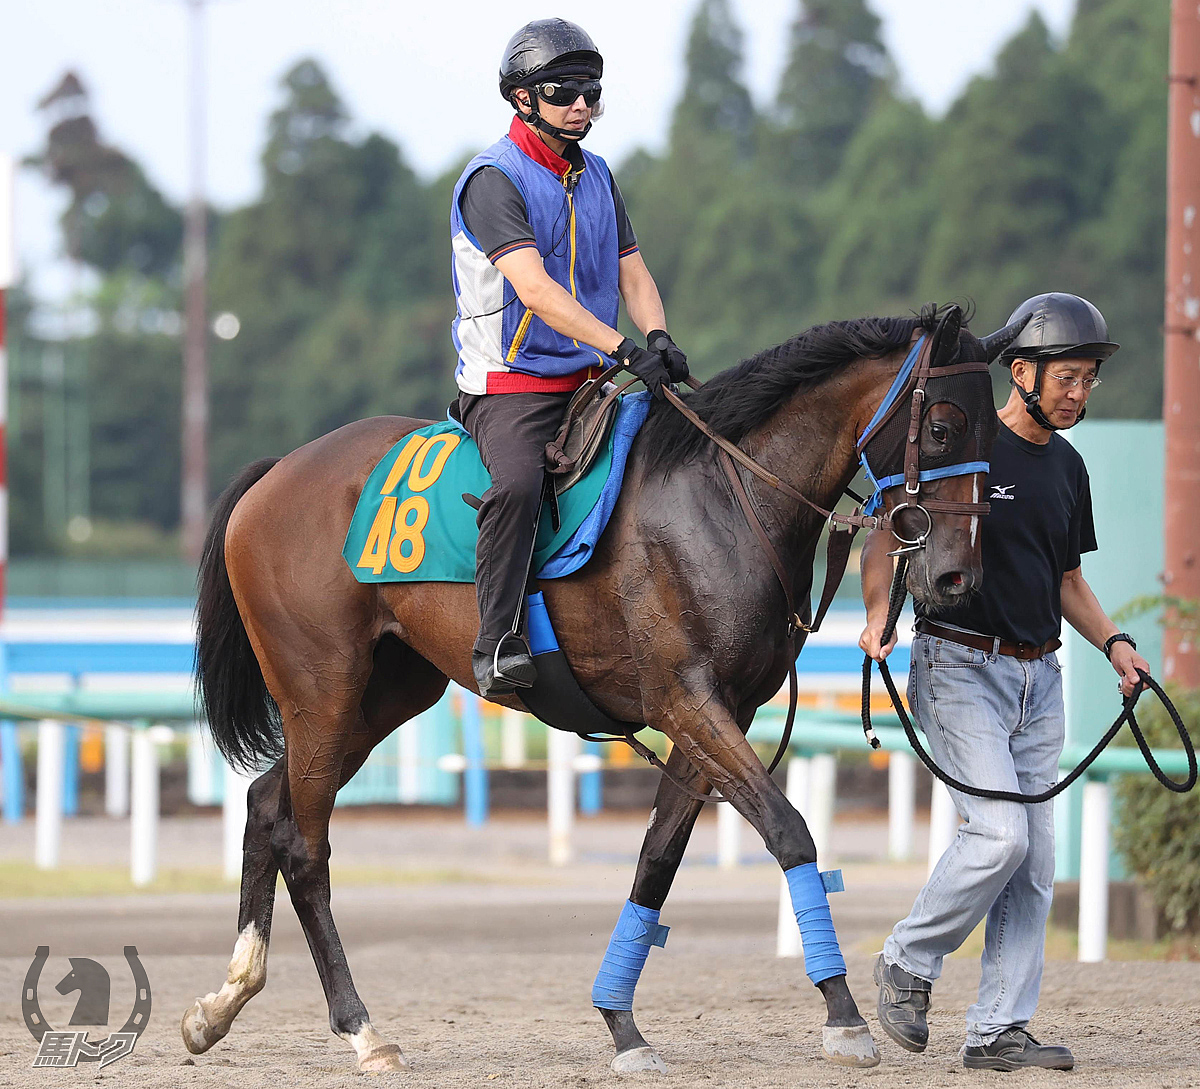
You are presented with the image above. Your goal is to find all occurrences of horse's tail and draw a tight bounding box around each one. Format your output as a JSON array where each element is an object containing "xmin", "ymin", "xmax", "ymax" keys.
[{"xmin": 196, "ymin": 457, "xmax": 284, "ymax": 774}]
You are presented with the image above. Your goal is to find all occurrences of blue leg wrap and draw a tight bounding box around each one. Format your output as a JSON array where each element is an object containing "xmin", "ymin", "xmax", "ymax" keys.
[
  {"xmin": 785, "ymin": 862, "xmax": 847, "ymax": 985},
  {"xmin": 591, "ymin": 900, "xmax": 670, "ymax": 1011}
]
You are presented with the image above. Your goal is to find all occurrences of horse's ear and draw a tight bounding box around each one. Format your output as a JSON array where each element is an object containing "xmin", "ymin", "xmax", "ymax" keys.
[
  {"xmin": 980, "ymin": 312, "xmax": 1033, "ymax": 363},
  {"xmin": 930, "ymin": 304, "xmax": 962, "ymax": 368}
]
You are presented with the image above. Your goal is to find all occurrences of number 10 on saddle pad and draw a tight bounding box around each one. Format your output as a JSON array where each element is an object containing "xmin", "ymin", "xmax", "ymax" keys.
[{"xmin": 342, "ymin": 417, "xmax": 617, "ymax": 584}]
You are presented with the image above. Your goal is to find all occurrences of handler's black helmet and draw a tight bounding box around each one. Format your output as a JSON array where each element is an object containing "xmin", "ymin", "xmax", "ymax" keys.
[
  {"xmin": 498, "ymin": 18, "xmax": 603, "ymax": 102},
  {"xmin": 998, "ymin": 292, "xmax": 1119, "ymax": 365}
]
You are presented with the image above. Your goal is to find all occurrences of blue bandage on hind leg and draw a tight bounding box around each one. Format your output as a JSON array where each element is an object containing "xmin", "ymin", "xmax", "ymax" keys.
[
  {"xmin": 785, "ymin": 862, "xmax": 847, "ymax": 984},
  {"xmin": 591, "ymin": 900, "xmax": 669, "ymax": 1011}
]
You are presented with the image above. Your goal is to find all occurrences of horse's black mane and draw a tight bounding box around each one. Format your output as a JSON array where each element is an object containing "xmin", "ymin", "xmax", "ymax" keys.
[{"xmin": 640, "ymin": 303, "xmax": 952, "ymax": 469}]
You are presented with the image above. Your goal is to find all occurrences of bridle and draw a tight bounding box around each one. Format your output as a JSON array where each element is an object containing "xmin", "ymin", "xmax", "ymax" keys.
[
  {"xmin": 661, "ymin": 327, "xmax": 994, "ymax": 627},
  {"xmin": 556, "ymin": 314, "xmax": 1004, "ymax": 803}
]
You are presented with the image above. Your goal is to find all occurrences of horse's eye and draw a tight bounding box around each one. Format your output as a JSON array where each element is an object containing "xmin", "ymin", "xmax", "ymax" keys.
[{"xmin": 930, "ymin": 423, "xmax": 948, "ymax": 444}]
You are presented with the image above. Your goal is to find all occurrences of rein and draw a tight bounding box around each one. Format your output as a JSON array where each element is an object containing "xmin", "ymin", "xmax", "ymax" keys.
[
  {"xmin": 573, "ymin": 333, "xmax": 991, "ymax": 804},
  {"xmin": 861, "ymin": 556, "xmax": 1198, "ymax": 801}
]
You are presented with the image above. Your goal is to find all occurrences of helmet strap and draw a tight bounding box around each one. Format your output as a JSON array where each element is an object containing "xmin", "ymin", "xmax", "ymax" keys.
[
  {"xmin": 1014, "ymin": 360, "xmax": 1061, "ymax": 432},
  {"xmin": 514, "ymin": 88, "xmax": 591, "ymax": 143}
]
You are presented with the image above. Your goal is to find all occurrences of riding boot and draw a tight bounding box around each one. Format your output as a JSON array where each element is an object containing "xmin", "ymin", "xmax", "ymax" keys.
[{"xmin": 472, "ymin": 643, "xmax": 536, "ymax": 700}]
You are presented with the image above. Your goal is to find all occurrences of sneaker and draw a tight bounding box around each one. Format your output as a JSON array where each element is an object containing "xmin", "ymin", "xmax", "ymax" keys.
[
  {"xmin": 963, "ymin": 1028, "xmax": 1074, "ymax": 1071},
  {"xmin": 873, "ymin": 953, "xmax": 932, "ymax": 1053}
]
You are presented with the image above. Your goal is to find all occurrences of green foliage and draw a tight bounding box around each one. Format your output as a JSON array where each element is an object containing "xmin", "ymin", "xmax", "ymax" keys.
[
  {"xmin": 14, "ymin": 0, "xmax": 1172, "ymax": 551},
  {"xmin": 205, "ymin": 60, "xmax": 456, "ymax": 485},
  {"xmin": 772, "ymin": 0, "xmax": 893, "ymax": 185},
  {"xmin": 28, "ymin": 73, "xmax": 182, "ymax": 275},
  {"xmin": 1114, "ymin": 684, "xmax": 1200, "ymax": 934},
  {"xmin": 671, "ymin": 0, "xmax": 756, "ymax": 156}
]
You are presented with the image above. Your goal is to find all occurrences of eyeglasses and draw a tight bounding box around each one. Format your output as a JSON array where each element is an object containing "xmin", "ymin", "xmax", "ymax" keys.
[
  {"xmin": 534, "ymin": 79, "xmax": 602, "ymax": 107},
  {"xmin": 1045, "ymin": 371, "xmax": 1102, "ymax": 391}
]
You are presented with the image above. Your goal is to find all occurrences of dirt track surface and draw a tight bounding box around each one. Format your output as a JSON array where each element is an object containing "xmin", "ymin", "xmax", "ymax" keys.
[{"xmin": 1, "ymin": 814, "xmax": 1198, "ymax": 1088}]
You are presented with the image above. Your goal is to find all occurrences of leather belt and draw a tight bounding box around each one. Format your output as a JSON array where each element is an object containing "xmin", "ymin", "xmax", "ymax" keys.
[{"xmin": 915, "ymin": 619, "xmax": 1061, "ymax": 661}]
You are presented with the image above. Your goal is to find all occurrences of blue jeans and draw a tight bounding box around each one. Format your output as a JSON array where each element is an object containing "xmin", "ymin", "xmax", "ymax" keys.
[{"xmin": 883, "ymin": 632, "xmax": 1065, "ymax": 1047}]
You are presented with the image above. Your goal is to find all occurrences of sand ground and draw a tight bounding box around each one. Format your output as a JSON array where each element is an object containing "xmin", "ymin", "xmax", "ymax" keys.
[{"xmin": 0, "ymin": 811, "xmax": 1196, "ymax": 1088}]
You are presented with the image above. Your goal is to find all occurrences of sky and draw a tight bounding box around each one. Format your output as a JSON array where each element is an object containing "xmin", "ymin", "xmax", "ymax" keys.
[{"xmin": 2, "ymin": 0, "xmax": 1075, "ymax": 298}]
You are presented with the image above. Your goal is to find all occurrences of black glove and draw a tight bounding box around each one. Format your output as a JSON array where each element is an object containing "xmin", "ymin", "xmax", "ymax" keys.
[
  {"xmin": 612, "ymin": 337, "xmax": 670, "ymax": 399},
  {"xmin": 647, "ymin": 329, "xmax": 689, "ymax": 383}
]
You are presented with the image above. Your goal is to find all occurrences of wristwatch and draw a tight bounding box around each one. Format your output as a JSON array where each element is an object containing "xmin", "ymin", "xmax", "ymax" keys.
[{"xmin": 1103, "ymin": 632, "xmax": 1137, "ymax": 660}]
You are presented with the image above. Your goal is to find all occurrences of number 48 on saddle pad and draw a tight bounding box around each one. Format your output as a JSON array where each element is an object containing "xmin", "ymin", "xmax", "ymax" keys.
[{"xmin": 342, "ymin": 394, "xmax": 651, "ymax": 584}]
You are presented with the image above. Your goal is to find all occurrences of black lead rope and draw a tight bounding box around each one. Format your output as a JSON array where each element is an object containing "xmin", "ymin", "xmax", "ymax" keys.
[{"xmin": 862, "ymin": 556, "xmax": 1198, "ymax": 802}]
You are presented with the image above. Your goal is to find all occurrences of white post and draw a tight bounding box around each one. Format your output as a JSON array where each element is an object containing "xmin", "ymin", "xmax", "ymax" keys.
[
  {"xmin": 717, "ymin": 799, "xmax": 744, "ymax": 869},
  {"xmin": 223, "ymin": 761, "xmax": 255, "ymax": 882},
  {"xmin": 776, "ymin": 756, "xmax": 811, "ymax": 958},
  {"xmin": 185, "ymin": 723, "xmax": 214, "ymax": 806},
  {"xmin": 104, "ymin": 725, "xmax": 129, "ymax": 817},
  {"xmin": 397, "ymin": 717, "xmax": 421, "ymax": 804},
  {"xmin": 35, "ymin": 721, "xmax": 64, "ymax": 870},
  {"xmin": 130, "ymin": 727, "xmax": 159, "ymax": 887},
  {"xmin": 547, "ymin": 727, "xmax": 577, "ymax": 866},
  {"xmin": 927, "ymin": 779, "xmax": 961, "ymax": 879},
  {"xmin": 808, "ymin": 752, "xmax": 837, "ymax": 863},
  {"xmin": 500, "ymin": 708, "xmax": 527, "ymax": 769},
  {"xmin": 1077, "ymin": 779, "xmax": 1110, "ymax": 963},
  {"xmin": 888, "ymin": 750, "xmax": 916, "ymax": 861}
]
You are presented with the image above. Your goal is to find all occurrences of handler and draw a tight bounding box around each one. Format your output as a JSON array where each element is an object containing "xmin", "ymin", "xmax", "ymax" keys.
[
  {"xmin": 450, "ymin": 17, "xmax": 687, "ymax": 699},
  {"xmin": 859, "ymin": 292, "xmax": 1150, "ymax": 1071}
]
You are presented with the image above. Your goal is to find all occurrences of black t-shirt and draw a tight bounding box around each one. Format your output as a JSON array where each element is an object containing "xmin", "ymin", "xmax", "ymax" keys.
[
  {"xmin": 460, "ymin": 164, "xmax": 638, "ymax": 262},
  {"xmin": 917, "ymin": 422, "xmax": 1097, "ymax": 646}
]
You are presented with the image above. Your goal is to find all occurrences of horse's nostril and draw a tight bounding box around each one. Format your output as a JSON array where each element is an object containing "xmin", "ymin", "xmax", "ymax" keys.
[{"xmin": 938, "ymin": 571, "xmax": 968, "ymax": 596}]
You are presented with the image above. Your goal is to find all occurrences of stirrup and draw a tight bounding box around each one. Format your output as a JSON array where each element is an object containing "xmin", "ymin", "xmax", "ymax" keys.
[{"xmin": 493, "ymin": 632, "xmax": 535, "ymax": 688}]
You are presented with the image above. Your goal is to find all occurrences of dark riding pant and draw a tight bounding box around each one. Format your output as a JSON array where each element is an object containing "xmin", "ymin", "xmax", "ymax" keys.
[{"xmin": 457, "ymin": 390, "xmax": 572, "ymax": 655}]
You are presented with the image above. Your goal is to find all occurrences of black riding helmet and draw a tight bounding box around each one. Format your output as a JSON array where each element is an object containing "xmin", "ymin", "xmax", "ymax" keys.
[
  {"xmin": 499, "ymin": 19, "xmax": 603, "ymax": 143},
  {"xmin": 998, "ymin": 292, "xmax": 1119, "ymax": 431}
]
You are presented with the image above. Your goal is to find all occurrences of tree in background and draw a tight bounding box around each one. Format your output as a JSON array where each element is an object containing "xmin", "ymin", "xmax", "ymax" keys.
[
  {"xmin": 30, "ymin": 72, "xmax": 182, "ymax": 277},
  {"xmin": 670, "ymin": 0, "xmax": 756, "ymax": 157},
  {"xmin": 207, "ymin": 59, "xmax": 454, "ymax": 486},
  {"xmin": 11, "ymin": 0, "xmax": 1171, "ymax": 553},
  {"xmin": 772, "ymin": 0, "xmax": 894, "ymax": 186}
]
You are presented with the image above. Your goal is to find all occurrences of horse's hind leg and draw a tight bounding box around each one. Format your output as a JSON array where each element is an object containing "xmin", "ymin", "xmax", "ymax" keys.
[
  {"xmin": 273, "ymin": 638, "xmax": 447, "ymax": 1073},
  {"xmin": 182, "ymin": 758, "xmax": 286, "ymax": 1054},
  {"xmin": 595, "ymin": 746, "xmax": 711, "ymax": 1074}
]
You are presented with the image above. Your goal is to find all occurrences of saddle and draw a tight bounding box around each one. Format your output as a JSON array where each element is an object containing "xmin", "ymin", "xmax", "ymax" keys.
[{"xmin": 544, "ymin": 364, "xmax": 638, "ymax": 493}]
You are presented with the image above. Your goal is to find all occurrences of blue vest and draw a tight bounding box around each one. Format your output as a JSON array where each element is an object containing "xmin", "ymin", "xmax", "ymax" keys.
[{"xmin": 450, "ymin": 134, "xmax": 621, "ymax": 390}]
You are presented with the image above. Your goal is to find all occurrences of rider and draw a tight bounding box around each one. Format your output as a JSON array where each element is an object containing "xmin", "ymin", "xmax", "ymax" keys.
[
  {"xmin": 451, "ymin": 18, "xmax": 688, "ymax": 699},
  {"xmin": 859, "ymin": 292, "xmax": 1150, "ymax": 1071}
]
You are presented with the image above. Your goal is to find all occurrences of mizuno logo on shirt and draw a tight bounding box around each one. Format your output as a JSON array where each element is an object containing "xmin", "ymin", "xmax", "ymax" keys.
[{"xmin": 990, "ymin": 484, "xmax": 1016, "ymax": 500}]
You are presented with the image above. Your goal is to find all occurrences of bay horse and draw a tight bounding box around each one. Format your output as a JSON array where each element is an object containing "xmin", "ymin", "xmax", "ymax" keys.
[{"xmin": 180, "ymin": 303, "xmax": 1021, "ymax": 1074}]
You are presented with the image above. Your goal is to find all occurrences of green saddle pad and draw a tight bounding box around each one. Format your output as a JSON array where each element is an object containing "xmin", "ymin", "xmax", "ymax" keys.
[{"xmin": 343, "ymin": 420, "xmax": 612, "ymax": 583}]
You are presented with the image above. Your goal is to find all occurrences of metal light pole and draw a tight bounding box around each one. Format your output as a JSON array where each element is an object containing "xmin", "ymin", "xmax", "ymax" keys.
[
  {"xmin": 1164, "ymin": 0, "xmax": 1200, "ymax": 686},
  {"xmin": 0, "ymin": 153, "xmax": 17, "ymax": 823},
  {"xmin": 0, "ymin": 153, "xmax": 13, "ymax": 617},
  {"xmin": 180, "ymin": 0, "xmax": 209, "ymax": 561}
]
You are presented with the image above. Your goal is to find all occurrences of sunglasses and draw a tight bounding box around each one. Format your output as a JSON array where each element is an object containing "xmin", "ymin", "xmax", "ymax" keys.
[{"xmin": 533, "ymin": 79, "xmax": 602, "ymax": 107}]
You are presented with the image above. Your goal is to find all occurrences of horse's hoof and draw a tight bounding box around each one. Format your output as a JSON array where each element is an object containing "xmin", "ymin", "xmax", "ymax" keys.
[
  {"xmin": 358, "ymin": 1043, "xmax": 407, "ymax": 1073},
  {"xmin": 611, "ymin": 1045, "xmax": 667, "ymax": 1074},
  {"xmin": 822, "ymin": 1024, "xmax": 880, "ymax": 1068},
  {"xmin": 180, "ymin": 999, "xmax": 227, "ymax": 1055}
]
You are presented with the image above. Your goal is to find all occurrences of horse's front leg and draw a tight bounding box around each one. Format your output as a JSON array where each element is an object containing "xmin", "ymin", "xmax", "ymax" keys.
[
  {"xmin": 656, "ymin": 701, "xmax": 879, "ymax": 1069},
  {"xmin": 594, "ymin": 746, "xmax": 711, "ymax": 1073}
]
